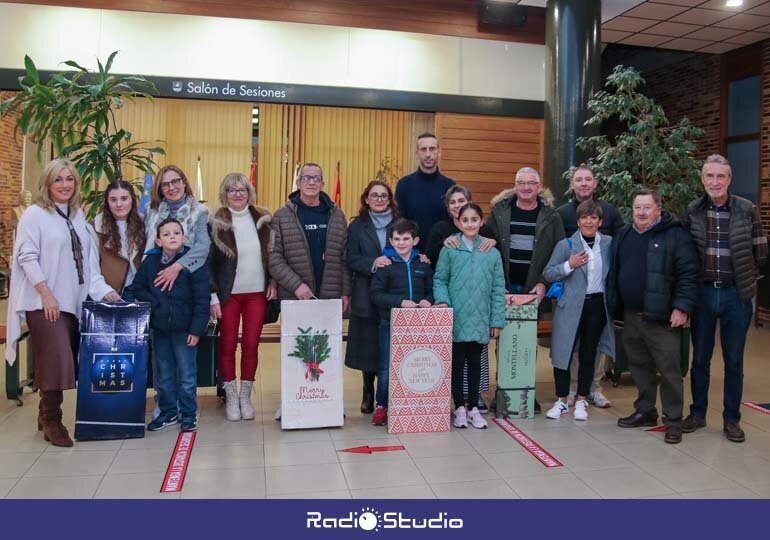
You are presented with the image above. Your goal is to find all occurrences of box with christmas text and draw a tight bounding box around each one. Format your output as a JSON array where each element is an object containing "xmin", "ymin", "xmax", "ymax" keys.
[
  {"xmin": 280, "ymin": 299, "xmax": 344, "ymax": 429},
  {"xmin": 495, "ymin": 299, "xmax": 540, "ymax": 420},
  {"xmin": 388, "ymin": 307, "xmax": 453, "ymax": 434}
]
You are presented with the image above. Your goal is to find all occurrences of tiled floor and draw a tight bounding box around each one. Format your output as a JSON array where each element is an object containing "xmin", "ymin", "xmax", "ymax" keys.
[{"xmin": 1, "ymin": 322, "xmax": 770, "ymax": 499}]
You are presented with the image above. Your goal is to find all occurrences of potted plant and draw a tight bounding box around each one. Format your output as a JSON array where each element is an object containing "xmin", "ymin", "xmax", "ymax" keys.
[{"xmin": 0, "ymin": 51, "xmax": 164, "ymax": 217}]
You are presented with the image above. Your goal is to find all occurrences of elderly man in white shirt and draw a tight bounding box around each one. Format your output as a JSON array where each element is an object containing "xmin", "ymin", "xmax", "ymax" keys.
[{"xmin": 542, "ymin": 200, "xmax": 615, "ymax": 421}]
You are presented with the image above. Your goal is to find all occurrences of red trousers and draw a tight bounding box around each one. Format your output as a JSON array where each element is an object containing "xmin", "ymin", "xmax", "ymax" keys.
[{"xmin": 218, "ymin": 292, "xmax": 267, "ymax": 382}]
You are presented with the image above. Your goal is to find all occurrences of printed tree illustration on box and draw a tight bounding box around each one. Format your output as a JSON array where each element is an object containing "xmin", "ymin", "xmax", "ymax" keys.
[{"xmin": 289, "ymin": 327, "xmax": 331, "ymax": 381}]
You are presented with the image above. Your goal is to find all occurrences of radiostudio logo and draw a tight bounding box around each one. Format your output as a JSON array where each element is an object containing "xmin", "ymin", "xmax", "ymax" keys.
[{"xmin": 306, "ymin": 506, "xmax": 463, "ymax": 531}]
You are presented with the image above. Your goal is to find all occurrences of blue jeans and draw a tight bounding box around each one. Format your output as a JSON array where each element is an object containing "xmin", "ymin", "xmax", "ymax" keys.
[
  {"xmin": 376, "ymin": 322, "xmax": 391, "ymax": 406},
  {"xmin": 507, "ymin": 284, "xmax": 525, "ymax": 294},
  {"xmin": 690, "ymin": 286, "xmax": 753, "ymax": 423},
  {"xmin": 153, "ymin": 330, "xmax": 198, "ymax": 422}
]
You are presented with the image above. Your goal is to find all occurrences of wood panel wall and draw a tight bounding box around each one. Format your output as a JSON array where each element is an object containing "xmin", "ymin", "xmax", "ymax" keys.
[
  {"xmin": 16, "ymin": 0, "xmax": 545, "ymax": 43},
  {"xmin": 436, "ymin": 113, "xmax": 544, "ymax": 212}
]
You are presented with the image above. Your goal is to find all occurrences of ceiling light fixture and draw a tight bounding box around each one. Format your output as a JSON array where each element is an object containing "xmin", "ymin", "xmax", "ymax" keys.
[{"xmin": 725, "ymin": 0, "xmax": 744, "ymax": 7}]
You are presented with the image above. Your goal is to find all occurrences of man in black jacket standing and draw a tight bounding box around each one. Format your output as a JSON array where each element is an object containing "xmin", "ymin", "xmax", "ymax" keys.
[
  {"xmin": 395, "ymin": 133, "xmax": 455, "ymax": 252},
  {"xmin": 681, "ymin": 155, "xmax": 767, "ymax": 443},
  {"xmin": 609, "ymin": 189, "xmax": 699, "ymax": 444}
]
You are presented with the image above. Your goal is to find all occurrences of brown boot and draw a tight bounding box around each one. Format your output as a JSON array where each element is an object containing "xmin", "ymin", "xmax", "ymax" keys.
[
  {"xmin": 37, "ymin": 391, "xmax": 45, "ymax": 431},
  {"xmin": 41, "ymin": 391, "xmax": 73, "ymax": 447}
]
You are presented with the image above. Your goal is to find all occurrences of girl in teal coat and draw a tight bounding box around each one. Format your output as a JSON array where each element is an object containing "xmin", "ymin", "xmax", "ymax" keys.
[{"xmin": 434, "ymin": 203, "xmax": 506, "ymax": 429}]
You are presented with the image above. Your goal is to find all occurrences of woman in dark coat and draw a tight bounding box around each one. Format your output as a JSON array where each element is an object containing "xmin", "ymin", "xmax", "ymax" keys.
[{"xmin": 345, "ymin": 180, "xmax": 399, "ymax": 414}]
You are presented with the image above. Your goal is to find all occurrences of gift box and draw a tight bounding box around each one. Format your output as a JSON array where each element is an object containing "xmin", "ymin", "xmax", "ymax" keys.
[{"xmin": 495, "ymin": 300, "xmax": 539, "ymax": 420}]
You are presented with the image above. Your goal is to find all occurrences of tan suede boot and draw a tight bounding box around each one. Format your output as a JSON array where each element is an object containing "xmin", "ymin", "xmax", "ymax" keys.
[{"xmin": 41, "ymin": 391, "xmax": 73, "ymax": 447}]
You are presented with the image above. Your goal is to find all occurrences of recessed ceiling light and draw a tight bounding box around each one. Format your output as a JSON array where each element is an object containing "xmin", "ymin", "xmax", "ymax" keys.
[{"xmin": 725, "ymin": 0, "xmax": 744, "ymax": 7}]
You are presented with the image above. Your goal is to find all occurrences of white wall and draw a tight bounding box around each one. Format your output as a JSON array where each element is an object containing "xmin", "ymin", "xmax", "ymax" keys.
[{"xmin": 0, "ymin": 3, "xmax": 545, "ymax": 101}]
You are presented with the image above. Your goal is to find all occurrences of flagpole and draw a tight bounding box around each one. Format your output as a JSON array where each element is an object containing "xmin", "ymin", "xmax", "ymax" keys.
[{"xmin": 196, "ymin": 156, "xmax": 204, "ymax": 202}]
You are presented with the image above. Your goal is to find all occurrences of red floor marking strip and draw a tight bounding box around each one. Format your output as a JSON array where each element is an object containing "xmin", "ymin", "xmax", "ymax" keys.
[
  {"xmin": 492, "ymin": 418, "xmax": 562, "ymax": 468},
  {"xmin": 160, "ymin": 432, "xmax": 196, "ymax": 493},
  {"xmin": 743, "ymin": 402, "xmax": 770, "ymax": 416}
]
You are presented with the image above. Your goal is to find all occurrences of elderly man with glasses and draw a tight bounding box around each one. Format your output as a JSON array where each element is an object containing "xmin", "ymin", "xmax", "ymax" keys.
[{"xmin": 269, "ymin": 162, "xmax": 351, "ymax": 312}]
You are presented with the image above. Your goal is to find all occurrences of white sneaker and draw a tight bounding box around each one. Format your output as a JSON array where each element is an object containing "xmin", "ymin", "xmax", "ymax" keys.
[
  {"xmin": 546, "ymin": 400, "xmax": 569, "ymax": 419},
  {"xmin": 453, "ymin": 406, "xmax": 468, "ymax": 428},
  {"xmin": 467, "ymin": 407, "xmax": 488, "ymax": 429},
  {"xmin": 223, "ymin": 380, "xmax": 241, "ymax": 422},
  {"xmin": 573, "ymin": 399, "xmax": 589, "ymax": 421},
  {"xmin": 588, "ymin": 391, "xmax": 611, "ymax": 408},
  {"xmin": 239, "ymin": 380, "xmax": 255, "ymax": 420}
]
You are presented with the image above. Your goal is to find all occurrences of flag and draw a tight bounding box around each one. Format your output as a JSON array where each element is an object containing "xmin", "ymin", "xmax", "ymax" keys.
[
  {"xmin": 196, "ymin": 156, "xmax": 204, "ymax": 202},
  {"xmin": 249, "ymin": 161, "xmax": 257, "ymax": 187},
  {"xmin": 333, "ymin": 161, "xmax": 341, "ymax": 207},
  {"xmin": 139, "ymin": 172, "xmax": 153, "ymax": 215},
  {"xmin": 293, "ymin": 162, "xmax": 301, "ymax": 190}
]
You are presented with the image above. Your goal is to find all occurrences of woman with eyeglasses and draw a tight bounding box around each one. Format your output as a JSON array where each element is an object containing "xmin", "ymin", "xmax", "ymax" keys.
[
  {"xmin": 345, "ymin": 180, "xmax": 399, "ymax": 420},
  {"xmin": 6, "ymin": 159, "xmax": 109, "ymax": 446},
  {"xmin": 143, "ymin": 165, "xmax": 211, "ymax": 291},
  {"xmin": 89, "ymin": 180, "xmax": 146, "ymax": 300},
  {"xmin": 208, "ymin": 173, "xmax": 276, "ymax": 421}
]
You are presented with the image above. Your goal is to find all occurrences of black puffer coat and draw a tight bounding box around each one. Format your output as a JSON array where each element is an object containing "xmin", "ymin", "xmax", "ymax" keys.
[{"xmin": 607, "ymin": 212, "xmax": 700, "ymax": 323}]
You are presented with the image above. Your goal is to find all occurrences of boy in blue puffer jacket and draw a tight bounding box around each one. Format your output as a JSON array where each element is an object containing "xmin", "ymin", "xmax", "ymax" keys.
[
  {"xmin": 434, "ymin": 203, "xmax": 505, "ymax": 430},
  {"xmin": 124, "ymin": 218, "xmax": 210, "ymax": 433},
  {"xmin": 370, "ymin": 219, "xmax": 434, "ymax": 426}
]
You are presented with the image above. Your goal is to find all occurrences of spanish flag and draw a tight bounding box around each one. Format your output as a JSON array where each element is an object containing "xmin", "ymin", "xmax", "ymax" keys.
[{"xmin": 333, "ymin": 161, "xmax": 341, "ymax": 207}]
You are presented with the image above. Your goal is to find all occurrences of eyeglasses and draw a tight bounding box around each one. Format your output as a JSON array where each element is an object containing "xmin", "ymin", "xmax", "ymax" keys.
[
  {"xmin": 226, "ymin": 188, "xmax": 248, "ymax": 196},
  {"xmin": 160, "ymin": 177, "xmax": 183, "ymax": 190},
  {"xmin": 515, "ymin": 181, "xmax": 539, "ymax": 188},
  {"xmin": 300, "ymin": 175, "xmax": 323, "ymax": 184},
  {"xmin": 368, "ymin": 193, "xmax": 389, "ymax": 200}
]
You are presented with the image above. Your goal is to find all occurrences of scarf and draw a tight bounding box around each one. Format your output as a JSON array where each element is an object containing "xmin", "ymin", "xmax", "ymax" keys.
[
  {"xmin": 369, "ymin": 208, "xmax": 393, "ymax": 251},
  {"xmin": 143, "ymin": 195, "xmax": 206, "ymax": 255},
  {"xmin": 54, "ymin": 203, "xmax": 84, "ymax": 285}
]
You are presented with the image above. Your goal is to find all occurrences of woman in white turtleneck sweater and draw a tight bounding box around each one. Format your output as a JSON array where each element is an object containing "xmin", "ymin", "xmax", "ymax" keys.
[
  {"xmin": 208, "ymin": 173, "xmax": 276, "ymax": 421},
  {"xmin": 90, "ymin": 180, "xmax": 146, "ymax": 299}
]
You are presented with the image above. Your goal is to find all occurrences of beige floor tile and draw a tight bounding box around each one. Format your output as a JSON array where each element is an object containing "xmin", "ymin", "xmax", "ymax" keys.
[
  {"xmin": 556, "ymin": 443, "xmax": 633, "ymax": 472},
  {"xmin": 399, "ymin": 432, "xmax": 475, "ymax": 458},
  {"xmin": 708, "ymin": 456, "xmax": 770, "ymax": 488},
  {"xmin": 460, "ymin": 429, "xmax": 526, "ymax": 454},
  {"xmin": 414, "ymin": 454, "xmax": 499, "ymax": 484},
  {"xmin": 108, "ymin": 448, "xmax": 173, "ymax": 474},
  {"xmin": 329, "ymin": 423, "xmax": 400, "ymax": 441},
  {"xmin": 45, "ymin": 439, "xmax": 124, "ymax": 452},
  {"xmin": 0, "ymin": 433, "xmax": 50, "ymax": 453},
  {"xmin": 430, "ymin": 478, "xmax": 519, "ymax": 499},
  {"xmin": 483, "ymin": 450, "xmax": 566, "ymax": 478},
  {"xmin": 272, "ymin": 489, "xmax": 352, "ymax": 499},
  {"xmin": 189, "ymin": 444, "xmax": 265, "ymax": 470},
  {"xmin": 581, "ymin": 423, "xmax": 657, "ymax": 445},
  {"xmin": 680, "ymin": 487, "xmax": 761, "ymax": 499},
  {"xmin": 121, "ymin": 430, "xmax": 181, "ymax": 450},
  {"xmin": 194, "ymin": 421, "xmax": 264, "ymax": 446},
  {"xmin": 640, "ymin": 493, "xmax": 685, "ymax": 499},
  {"xmin": 576, "ymin": 466, "xmax": 675, "ymax": 498},
  {"xmin": 341, "ymin": 458, "xmax": 426, "ymax": 490},
  {"xmin": 608, "ymin": 439, "xmax": 695, "ymax": 466},
  {"xmin": 25, "ymin": 450, "xmax": 116, "ymax": 477},
  {"xmin": 94, "ymin": 472, "xmax": 181, "ymax": 499},
  {"xmin": 262, "ymin": 425, "xmax": 332, "ymax": 444},
  {"xmin": 506, "ymin": 472, "xmax": 600, "ymax": 499},
  {"xmin": 511, "ymin": 426, "xmax": 597, "ymax": 449},
  {"xmin": 350, "ymin": 484, "xmax": 437, "ymax": 499},
  {"xmin": 9, "ymin": 475, "xmax": 102, "ymax": 498},
  {"xmin": 640, "ymin": 461, "xmax": 740, "ymax": 493},
  {"xmin": 677, "ymin": 435, "xmax": 766, "ymax": 463},
  {"xmin": 0, "ymin": 477, "xmax": 19, "ymax": 497},
  {"xmin": 264, "ymin": 440, "xmax": 339, "ymax": 467},
  {"xmin": 181, "ymin": 467, "xmax": 266, "ymax": 498},
  {"xmin": 748, "ymin": 482, "xmax": 770, "ymax": 497},
  {"xmin": 265, "ymin": 463, "xmax": 348, "ymax": 496},
  {"xmin": 0, "ymin": 452, "xmax": 40, "ymax": 478}
]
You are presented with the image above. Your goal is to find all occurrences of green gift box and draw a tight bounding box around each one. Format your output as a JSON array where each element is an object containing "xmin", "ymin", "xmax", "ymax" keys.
[{"xmin": 495, "ymin": 301, "xmax": 539, "ymax": 419}]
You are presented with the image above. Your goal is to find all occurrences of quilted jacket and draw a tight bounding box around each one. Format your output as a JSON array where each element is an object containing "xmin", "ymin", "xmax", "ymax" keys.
[{"xmin": 433, "ymin": 234, "xmax": 506, "ymax": 344}]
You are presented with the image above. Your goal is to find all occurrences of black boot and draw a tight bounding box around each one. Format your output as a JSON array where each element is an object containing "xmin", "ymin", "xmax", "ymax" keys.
[{"xmin": 361, "ymin": 372, "xmax": 375, "ymax": 414}]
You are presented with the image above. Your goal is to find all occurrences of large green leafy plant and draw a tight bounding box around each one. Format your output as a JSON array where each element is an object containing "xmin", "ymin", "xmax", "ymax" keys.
[
  {"xmin": 574, "ymin": 65, "xmax": 704, "ymax": 219},
  {"xmin": 0, "ymin": 51, "xmax": 164, "ymax": 218}
]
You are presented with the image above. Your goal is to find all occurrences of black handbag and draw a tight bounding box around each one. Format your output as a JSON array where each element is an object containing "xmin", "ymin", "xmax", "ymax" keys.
[{"xmin": 264, "ymin": 299, "xmax": 281, "ymax": 324}]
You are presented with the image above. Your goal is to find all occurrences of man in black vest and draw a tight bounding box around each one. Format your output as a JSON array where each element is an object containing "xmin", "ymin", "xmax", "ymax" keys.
[
  {"xmin": 681, "ymin": 154, "xmax": 768, "ymax": 443},
  {"xmin": 395, "ymin": 133, "xmax": 455, "ymax": 252},
  {"xmin": 609, "ymin": 189, "xmax": 699, "ymax": 444},
  {"xmin": 556, "ymin": 165, "xmax": 624, "ymax": 409}
]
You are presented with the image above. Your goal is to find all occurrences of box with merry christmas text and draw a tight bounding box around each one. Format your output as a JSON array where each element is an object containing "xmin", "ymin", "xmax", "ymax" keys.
[
  {"xmin": 280, "ymin": 299, "xmax": 344, "ymax": 430},
  {"xmin": 388, "ymin": 307, "xmax": 453, "ymax": 434},
  {"xmin": 495, "ymin": 298, "xmax": 540, "ymax": 420}
]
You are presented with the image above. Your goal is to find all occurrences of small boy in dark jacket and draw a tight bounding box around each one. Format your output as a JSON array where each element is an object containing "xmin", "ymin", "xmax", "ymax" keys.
[
  {"xmin": 369, "ymin": 219, "xmax": 434, "ymax": 426},
  {"xmin": 124, "ymin": 218, "xmax": 210, "ymax": 432}
]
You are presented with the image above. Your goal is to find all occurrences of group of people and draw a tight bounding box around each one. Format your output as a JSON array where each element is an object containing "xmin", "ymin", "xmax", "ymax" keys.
[{"xmin": 5, "ymin": 132, "xmax": 767, "ymax": 449}]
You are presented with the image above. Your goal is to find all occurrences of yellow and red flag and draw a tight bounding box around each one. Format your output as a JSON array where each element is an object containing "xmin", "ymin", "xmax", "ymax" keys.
[{"xmin": 332, "ymin": 161, "xmax": 341, "ymax": 207}]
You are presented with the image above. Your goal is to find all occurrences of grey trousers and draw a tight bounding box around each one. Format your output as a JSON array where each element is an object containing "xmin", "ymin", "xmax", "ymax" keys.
[{"xmin": 623, "ymin": 312, "xmax": 684, "ymax": 427}]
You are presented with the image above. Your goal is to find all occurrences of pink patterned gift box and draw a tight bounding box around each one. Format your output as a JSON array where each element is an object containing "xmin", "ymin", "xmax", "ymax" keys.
[{"xmin": 388, "ymin": 307, "xmax": 453, "ymax": 434}]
